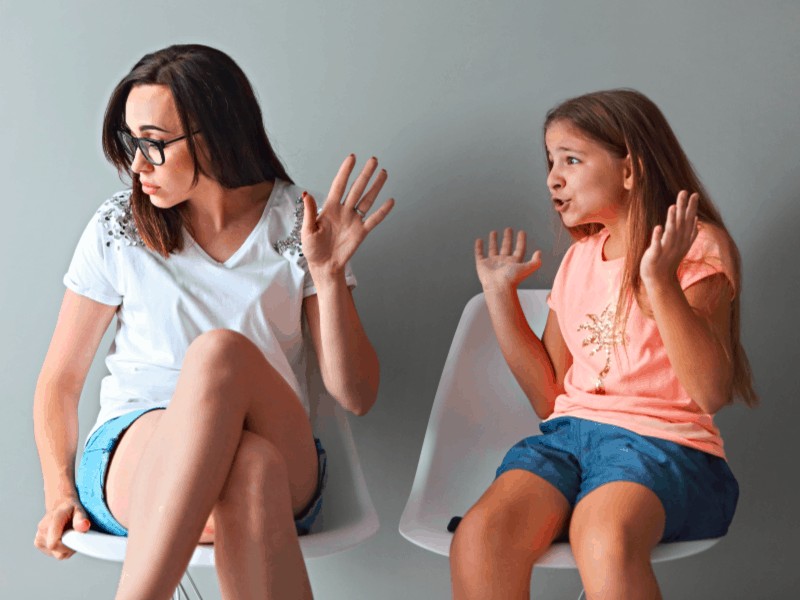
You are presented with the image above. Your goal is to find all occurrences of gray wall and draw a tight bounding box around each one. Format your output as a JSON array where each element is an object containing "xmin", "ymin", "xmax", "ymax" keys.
[{"xmin": 2, "ymin": 1, "xmax": 798, "ymax": 598}]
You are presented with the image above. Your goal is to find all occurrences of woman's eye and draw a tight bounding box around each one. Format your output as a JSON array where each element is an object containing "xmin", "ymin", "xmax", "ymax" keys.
[{"xmin": 566, "ymin": 156, "xmax": 580, "ymax": 165}]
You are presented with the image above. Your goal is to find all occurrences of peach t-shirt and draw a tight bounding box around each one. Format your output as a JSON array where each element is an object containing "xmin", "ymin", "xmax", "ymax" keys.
[{"xmin": 545, "ymin": 223, "xmax": 736, "ymax": 458}]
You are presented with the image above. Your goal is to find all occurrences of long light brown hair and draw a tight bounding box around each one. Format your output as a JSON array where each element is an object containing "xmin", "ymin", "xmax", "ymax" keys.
[
  {"xmin": 544, "ymin": 89, "xmax": 757, "ymax": 407},
  {"xmin": 102, "ymin": 44, "xmax": 292, "ymax": 257}
]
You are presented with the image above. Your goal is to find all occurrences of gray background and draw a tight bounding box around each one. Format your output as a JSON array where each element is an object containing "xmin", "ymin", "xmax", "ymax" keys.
[{"xmin": 2, "ymin": 0, "xmax": 798, "ymax": 598}]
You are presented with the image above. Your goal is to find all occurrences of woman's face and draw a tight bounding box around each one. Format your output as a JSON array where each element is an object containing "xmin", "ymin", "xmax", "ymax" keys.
[
  {"xmin": 544, "ymin": 119, "xmax": 632, "ymax": 229},
  {"xmin": 123, "ymin": 84, "xmax": 209, "ymax": 208}
]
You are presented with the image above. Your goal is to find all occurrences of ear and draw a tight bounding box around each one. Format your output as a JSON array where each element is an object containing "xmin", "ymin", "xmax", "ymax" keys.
[{"xmin": 622, "ymin": 154, "xmax": 635, "ymax": 191}]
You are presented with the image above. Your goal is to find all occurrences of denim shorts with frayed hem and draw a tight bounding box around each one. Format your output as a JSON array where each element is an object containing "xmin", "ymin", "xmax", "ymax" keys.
[
  {"xmin": 75, "ymin": 407, "xmax": 327, "ymax": 537},
  {"xmin": 495, "ymin": 416, "xmax": 739, "ymax": 542}
]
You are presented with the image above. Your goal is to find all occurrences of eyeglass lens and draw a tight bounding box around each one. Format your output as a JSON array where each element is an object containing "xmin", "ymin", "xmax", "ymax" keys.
[{"xmin": 118, "ymin": 131, "xmax": 162, "ymax": 165}]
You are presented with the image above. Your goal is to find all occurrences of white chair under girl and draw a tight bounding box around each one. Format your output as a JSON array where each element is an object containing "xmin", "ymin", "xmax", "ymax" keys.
[
  {"xmin": 63, "ymin": 388, "xmax": 379, "ymax": 599},
  {"xmin": 399, "ymin": 290, "xmax": 721, "ymax": 599}
]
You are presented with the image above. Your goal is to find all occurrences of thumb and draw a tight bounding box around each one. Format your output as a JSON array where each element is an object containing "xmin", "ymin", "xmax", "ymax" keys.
[
  {"xmin": 72, "ymin": 507, "xmax": 91, "ymax": 533},
  {"xmin": 301, "ymin": 191, "xmax": 319, "ymax": 234}
]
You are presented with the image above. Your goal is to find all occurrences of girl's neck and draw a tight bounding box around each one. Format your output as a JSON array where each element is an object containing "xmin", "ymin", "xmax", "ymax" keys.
[
  {"xmin": 185, "ymin": 180, "xmax": 274, "ymax": 233},
  {"xmin": 601, "ymin": 220, "xmax": 627, "ymax": 261}
]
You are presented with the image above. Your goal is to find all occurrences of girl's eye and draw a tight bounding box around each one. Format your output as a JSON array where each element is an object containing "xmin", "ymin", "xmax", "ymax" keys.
[{"xmin": 566, "ymin": 156, "xmax": 580, "ymax": 165}]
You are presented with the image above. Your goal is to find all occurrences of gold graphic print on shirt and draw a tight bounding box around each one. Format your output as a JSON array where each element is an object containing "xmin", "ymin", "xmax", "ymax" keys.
[{"xmin": 578, "ymin": 303, "xmax": 628, "ymax": 395}]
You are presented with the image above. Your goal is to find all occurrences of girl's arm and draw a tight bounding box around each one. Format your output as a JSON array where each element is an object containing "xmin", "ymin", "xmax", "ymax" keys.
[
  {"xmin": 299, "ymin": 155, "xmax": 394, "ymax": 416},
  {"xmin": 641, "ymin": 192, "xmax": 734, "ymax": 414},
  {"xmin": 33, "ymin": 290, "xmax": 116, "ymax": 559},
  {"xmin": 644, "ymin": 274, "xmax": 733, "ymax": 414},
  {"xmin": 304, "ymin": 284, "xmax": 379, "ymax": 416},
  {"xmin": 476, "ymin": 228, "xmax": 572, "ymax": 419}
]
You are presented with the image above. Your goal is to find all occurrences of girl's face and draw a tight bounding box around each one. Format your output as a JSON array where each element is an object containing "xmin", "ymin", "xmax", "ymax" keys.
[
  {"xmin": 123, "ymin": 84, "xmax": 212, "ymax": 208},
  {"xmin": 544, "ymin": 119, "xmax": 633, "ymax": 229}
]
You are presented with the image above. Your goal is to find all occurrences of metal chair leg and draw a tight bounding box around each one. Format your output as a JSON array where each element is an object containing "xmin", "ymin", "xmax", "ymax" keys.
[{"xmin": 577, "ymin": 589, "xmax": 586, "ymax": 600}]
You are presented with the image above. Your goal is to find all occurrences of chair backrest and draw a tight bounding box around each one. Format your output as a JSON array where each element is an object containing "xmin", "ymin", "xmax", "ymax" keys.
[{"xmin": 399, "ymin": 290, "xmax": 550, "ymax": 556}]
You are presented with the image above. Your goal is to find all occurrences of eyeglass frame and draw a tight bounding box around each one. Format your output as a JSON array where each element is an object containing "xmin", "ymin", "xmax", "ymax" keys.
[{"xmin": 117, "ymin": 129, "xmax": 201, "ymax": 166}]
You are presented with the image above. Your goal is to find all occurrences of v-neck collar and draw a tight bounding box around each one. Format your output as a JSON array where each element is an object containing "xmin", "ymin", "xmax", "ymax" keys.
[{"xmin": 184, "ymin": 181, "xmax": 281, "ymax": 268}]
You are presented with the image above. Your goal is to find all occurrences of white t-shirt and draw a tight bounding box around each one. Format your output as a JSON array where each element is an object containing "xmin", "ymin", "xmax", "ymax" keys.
[{"xmin": 63, "ymin": 179, "xmax": 356, "ymax": 446}]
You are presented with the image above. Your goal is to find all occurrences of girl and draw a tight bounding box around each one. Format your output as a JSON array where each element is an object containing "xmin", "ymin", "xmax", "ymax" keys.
[
  {"xmin": 33, "ymin": 44, "xmax": 393, "ymax": 600},
  {"xmin": 451, "ymin": 89, "xmax": 757, "ymax": 599}
]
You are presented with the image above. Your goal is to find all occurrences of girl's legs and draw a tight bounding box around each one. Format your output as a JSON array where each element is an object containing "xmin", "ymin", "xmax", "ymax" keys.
[
  {"xmin": 569, "ymin": 481, "xmax": 666, "ymax": 600},
  {"xmin": 107, "ymin": 329, "xmax": 318, "ymax": 600},
  {"xmin": 450, "ymin": 470, "xmax": 571, "ymax": 600}
]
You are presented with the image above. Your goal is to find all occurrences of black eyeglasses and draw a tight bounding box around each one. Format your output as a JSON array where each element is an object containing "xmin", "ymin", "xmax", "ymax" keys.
[{"xmin": 117, "ymin": 129, "xmax": 200, "ymax": 166}]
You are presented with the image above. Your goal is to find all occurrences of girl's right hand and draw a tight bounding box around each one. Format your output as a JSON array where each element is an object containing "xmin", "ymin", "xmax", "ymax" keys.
[
  {"xmin": 475, "ymin": 228, "xmax": 542, "ymax": 293},
  {"xmin": 34, "ymin": 494, "xmax": 92, "ymax": 560}
]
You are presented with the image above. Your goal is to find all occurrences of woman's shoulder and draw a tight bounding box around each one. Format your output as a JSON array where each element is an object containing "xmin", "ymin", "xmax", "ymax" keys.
[{"xmin": 78, "ymin": 189, "xmax": 144, "ymax": 251}]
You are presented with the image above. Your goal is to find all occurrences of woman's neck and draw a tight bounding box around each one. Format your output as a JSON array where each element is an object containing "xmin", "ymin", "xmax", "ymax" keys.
[{"xmin": 185, "ymin": 180, "xmax": 274, "ymax": 233}]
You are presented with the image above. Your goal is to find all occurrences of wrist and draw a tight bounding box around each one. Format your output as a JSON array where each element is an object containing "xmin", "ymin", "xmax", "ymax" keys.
[{"xmin": 308, "ymin": 264, "xmax": 347, "ymax": 289}]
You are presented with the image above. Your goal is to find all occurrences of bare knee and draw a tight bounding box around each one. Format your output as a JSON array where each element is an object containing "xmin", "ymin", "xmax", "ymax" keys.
[
  {"xmin": 186, "ymin": 329, "xmax": 262, "ymax": 373},
  {"xmin": 216, "ymin": 431, "xmax": 290, "ymax": 510},
  {"xmin": 570, "ymin": 521, "xmax": 650, "ymax": 568}
]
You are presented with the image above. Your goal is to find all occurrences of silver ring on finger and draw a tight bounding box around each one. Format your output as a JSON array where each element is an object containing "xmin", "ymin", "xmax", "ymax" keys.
[{"xmin": 354, "ymin": 207, "xmax": 366, "ymax": 218}]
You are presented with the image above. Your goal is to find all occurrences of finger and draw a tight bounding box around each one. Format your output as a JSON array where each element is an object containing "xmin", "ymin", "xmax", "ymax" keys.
[
  {"xmin": 344, "ymin": 156, "xmax": 379, "ymax": 209},
  {"xmin": 662, "ymin": 205, "xmax": 676, "ymax": 246},
  {"xmin": 689, "ymin": 216, "xmax": 699, "ymax": 246},
  {"xmin": 474, "ymin": 238, "xmax": 485, "ymax": 261},
  {"xmin": 362, "ymin": 198, "xmax": 395, "ymax": 233},
  {"xmin": 686, "ymin": 193, "xmax": 700, "ymax": 230},
  {"xmin": 301, "ymin": 192, "xmax": 319, "ymax": 234},
  {"xmin": 327, "ymin": 154, "xmax": 357, "ymax": 205},
  {"xmin": 512, "ymin": 230, "xmax": 527, "ymax": 260},
  {"xmin": 500, "ymin": 228, "xmax": 513, "ymax": 255},
  {"xmin": 674, "ymin": 191, "xmax": 688, "ymax": 233},
  {"xmin": 46, "ymin": 510, "xmax": 71, "ymax": 555},
  {"xmin": 354, "ymin": 168, "xmax": 388, "ymax": 215},
  {"xmin": 527, "ymin": 249, "xmax": 542, "ymax": 269},
  {"xmin": 650, "ymin": 225, "xmax": 663, "ymax": 253},
  {"xmin": 72, "ymin": 507, "xmax": 91, "ymax": 533},
  {"xmin": 488, "ymin": 230, "xmax": 499, "ymax": 256}
]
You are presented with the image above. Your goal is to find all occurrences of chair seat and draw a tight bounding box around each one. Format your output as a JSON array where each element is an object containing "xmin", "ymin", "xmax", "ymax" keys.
[
  {"xmin": 64, "ymin": 390, "xmax": 379, "ymax": 565},
  {"xmin": 399, "ymin": 290, "xmax": 723, "ymax": 569}
]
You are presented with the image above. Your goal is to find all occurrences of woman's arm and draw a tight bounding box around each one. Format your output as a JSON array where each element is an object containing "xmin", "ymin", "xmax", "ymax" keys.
[
  {"xmin": 475, "ymin": 227, "xmax": 571, "ymax": 419},
  {"xmin": 304, "ymin": 286, "xmax": 379, "ymax": 416},
  {"xmin": 299, "ymin": 155, "xmax": 394, "ymax": 416},
  {"xmin": 34, "ymin": 290, "xmax": 116, "ymax": 508},
  {"xmin": 640, "ymin": 192, "xmax": 734, "ymax": 415}
]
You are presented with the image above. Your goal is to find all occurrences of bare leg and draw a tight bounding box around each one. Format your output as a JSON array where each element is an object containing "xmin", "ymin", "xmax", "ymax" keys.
[
  {"xmin": 450, "ymin": 470, "xmax": 571, "ymax": 600},
  {"xmin": 569, "ymin": 482, "xmax": 666, "ymax": 600},
  {"xmin": 111, "ymin": 330, "xmax": 318, "ymax": 600}
]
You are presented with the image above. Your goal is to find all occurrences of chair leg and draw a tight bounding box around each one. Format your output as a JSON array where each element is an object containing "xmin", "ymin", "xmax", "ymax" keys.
[
  {"xmin": 171, "ymin": 572, "xmax": 204, "ymax": 600},
  {"xmin": 577, "ymin": 589, "xmax": 585, "ymax": 600}
]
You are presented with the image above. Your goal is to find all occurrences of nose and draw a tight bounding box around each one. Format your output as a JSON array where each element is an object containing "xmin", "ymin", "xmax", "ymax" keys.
[
  {"xmin": 130, "ymin": 147, "xmax": 153, "ymax": 175},
  {"xmin": 547, "ymin": 165, "xmax": 564, "ymax": 194}
]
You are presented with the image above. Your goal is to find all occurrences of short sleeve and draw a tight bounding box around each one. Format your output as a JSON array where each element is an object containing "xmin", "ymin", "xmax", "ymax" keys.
[
  {"xmin": 63, "ymin": 198, "xmax": 127, "ymax": 306},
  {"xmin": 677, "ymin": 223, "xmax": 737, "ymax": 300},
  {"xmin": 547, "ymin": 242, "xmax": 577, "ymax": 313}
]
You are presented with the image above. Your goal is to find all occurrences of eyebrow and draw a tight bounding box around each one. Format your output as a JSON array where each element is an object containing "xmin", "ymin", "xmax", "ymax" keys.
[
  {"xmin": 123, "ymin": 123, "xmax": 173, "ymax": 134},
  {"xmin": 548, "ymin": 146, "xmax": 585, "ymax": 154}
]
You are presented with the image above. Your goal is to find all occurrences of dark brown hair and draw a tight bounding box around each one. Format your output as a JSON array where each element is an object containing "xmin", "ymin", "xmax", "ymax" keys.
[
  {"xmin": 544, "ymin": 89, "xmax": 757, "ymax": 407},
  {"xmin": 102, "ymin": 44, "xmax": 292, "ymax": 257}
]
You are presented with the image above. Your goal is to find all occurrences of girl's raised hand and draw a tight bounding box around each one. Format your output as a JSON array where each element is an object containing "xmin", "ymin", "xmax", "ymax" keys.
[
  {"xmin": 475, "ymin": 227, "xmax": 542, "ymax": 293},
  {"xmin": 301, "ymin": 155, "xmax": 395, "ymax": 278},
  {"xmin": 640, "ymin": 191, "xmax": 700, "ymax": 287}
]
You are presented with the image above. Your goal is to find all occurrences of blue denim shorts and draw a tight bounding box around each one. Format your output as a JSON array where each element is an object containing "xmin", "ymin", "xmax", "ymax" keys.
[
  {"xmin": 495, "ymin": 416, "xmax": 738, "ymax": 542},
  {"xmin": 75, "ymin": 407, "xmax": 328, "ymax": 537}
]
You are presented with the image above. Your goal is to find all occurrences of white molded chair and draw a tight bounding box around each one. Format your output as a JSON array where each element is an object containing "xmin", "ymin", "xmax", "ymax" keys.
[
  {"xmin": 399, "ymin": 290, "xmax": 721, "ymax": 596},
  {"xmin": 63, "ymin": 390, "xmax": 379, "ymax": 599}
]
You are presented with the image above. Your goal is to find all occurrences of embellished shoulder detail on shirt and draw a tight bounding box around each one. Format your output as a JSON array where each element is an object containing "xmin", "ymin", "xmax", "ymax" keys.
[
  {"xmin": 96, "ymin": 191, "xmax": 144, "ymax": 250},
  {"xmin": 273, "ymin": 193, "xmax": 305, "ymax": 257}
]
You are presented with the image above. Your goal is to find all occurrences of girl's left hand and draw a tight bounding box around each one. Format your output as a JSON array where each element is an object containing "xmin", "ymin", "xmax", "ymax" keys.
[
  {"xmin": 301, "ymin": 155, "xmax": 395, "ymax": 277},
  {"xmin": 640, "ymin": 191, "xmax": 699, "ymax": 287}
]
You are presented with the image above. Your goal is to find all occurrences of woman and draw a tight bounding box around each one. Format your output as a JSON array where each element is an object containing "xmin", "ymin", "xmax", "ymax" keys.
[{"xmin": 33, "ymin": 43, "xmax": 393, "ymax": 600}]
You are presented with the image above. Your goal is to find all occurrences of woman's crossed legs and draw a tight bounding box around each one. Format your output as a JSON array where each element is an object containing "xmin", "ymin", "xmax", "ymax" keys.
[{"xmin": 104, "ymin": 329, "xmax": 319, "ymax": 600}]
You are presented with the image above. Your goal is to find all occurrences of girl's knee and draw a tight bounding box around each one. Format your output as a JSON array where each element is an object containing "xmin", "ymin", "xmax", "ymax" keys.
[
  {"xmin": 186, "ymin": 329, "xmax": 260, "ymax": 366},
  {"xmin": 570, "ymin": 521, "xmax": 652, "ymax": 567}
]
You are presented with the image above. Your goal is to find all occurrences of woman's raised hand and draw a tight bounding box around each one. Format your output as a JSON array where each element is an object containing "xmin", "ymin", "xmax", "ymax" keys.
[
  {"xmin": 640, "ymin": 191, "xmax": 699, "ymax": 288},
  {"xmin": 34, "ymin": 494, "xmax": 91, "ymax": 560},
  {"xmin": 301, "ymin": 155, "xmax": 395, "ymax": 277},
  {"xmin": 475, "ymin": 228, "xmax": 542, "ymax": 292}
]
